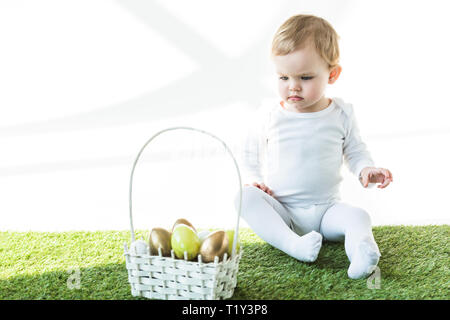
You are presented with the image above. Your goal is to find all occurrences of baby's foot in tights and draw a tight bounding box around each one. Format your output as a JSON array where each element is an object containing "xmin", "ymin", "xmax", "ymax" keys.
[
  {"xmin": 287, "ymin": 231, "xmax": 323, "ymax": 263},
  {"xmin": 347, "ymin": 237, "xmax": 381, "ymax": 279}
]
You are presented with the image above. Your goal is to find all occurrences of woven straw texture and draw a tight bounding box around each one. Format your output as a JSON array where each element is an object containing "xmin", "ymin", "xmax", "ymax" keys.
[{"xmin": 124, "ymin": 246, "xmax": 242, "ymax": 300}]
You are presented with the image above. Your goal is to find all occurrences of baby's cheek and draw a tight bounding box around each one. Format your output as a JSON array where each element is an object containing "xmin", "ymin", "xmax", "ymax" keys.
[
  {"xmin": 308, "ymin": 83, "xmax": 325, "ymax": 100},
  {"xmin": 278, "ymin": 82, "xmax": 288, "ymax": 92},
  {"xmin": 278, "ymin": 83, "xmax": 288, "ymax": 97}
]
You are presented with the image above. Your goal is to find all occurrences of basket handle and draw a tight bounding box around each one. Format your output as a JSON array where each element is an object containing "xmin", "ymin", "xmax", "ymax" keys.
[{"xmin": 128, "ymin": 126, "xmax": 243, "ymax": 258}]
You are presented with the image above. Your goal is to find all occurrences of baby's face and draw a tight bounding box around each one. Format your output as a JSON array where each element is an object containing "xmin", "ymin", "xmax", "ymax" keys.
[{"xmin": 272, "ymin": 44, "xmax": 335, "ymax": 113}]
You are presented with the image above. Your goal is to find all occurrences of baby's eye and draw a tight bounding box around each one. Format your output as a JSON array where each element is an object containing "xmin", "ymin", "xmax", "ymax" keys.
[
  {"xmin": 301, "ymin": 76, "xmax": 314, "ymax": 80},
  {"xmin": 279, "ymin": 76, "xmax": 288, "ymax": 81}
]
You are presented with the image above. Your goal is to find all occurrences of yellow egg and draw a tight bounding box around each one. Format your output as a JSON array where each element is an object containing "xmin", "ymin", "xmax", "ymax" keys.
[
  {"xmin": 172, "ymin": 218, "xmax": 196, "ymax": 233},
  {"xmin": 199, "ymin": 230, "xmax": 229, "ymax": 263},
  {"xmin": 149, "ymin": 227, "xmax": 172, "ymax": 257},
  {"xmin": 171, "ymin": 224, "xmax": 200, "ymax": 260},
  {"xmin": 226, "ymin": 230, "xmax": 240, "ymax": 256}
]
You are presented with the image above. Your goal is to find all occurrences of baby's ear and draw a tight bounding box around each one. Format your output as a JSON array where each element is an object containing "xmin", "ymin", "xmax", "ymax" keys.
[{"xmin": 328, "ymin": 65, "xmax": 342, "ymax": 84}]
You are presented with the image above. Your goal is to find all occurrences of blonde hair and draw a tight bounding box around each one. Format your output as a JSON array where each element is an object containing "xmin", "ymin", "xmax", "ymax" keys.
[{"xmin": 271, "ymin": 14, "xmax": 340, "ymax": 69}]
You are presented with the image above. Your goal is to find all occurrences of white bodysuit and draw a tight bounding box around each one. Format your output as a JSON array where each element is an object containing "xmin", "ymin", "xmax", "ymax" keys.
[
  {"xmin": 234, "ymin": 97, "xmax": 381, "ymax": 279},
  {"xmin": 241, "ymin": 96, "xmax": 374, "ymax": 206}
]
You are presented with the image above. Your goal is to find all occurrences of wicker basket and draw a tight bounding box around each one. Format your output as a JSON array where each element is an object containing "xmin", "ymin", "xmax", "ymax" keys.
[{"xmin": 124, "ymin": 126, "xmax": 243, "ymax": 300}]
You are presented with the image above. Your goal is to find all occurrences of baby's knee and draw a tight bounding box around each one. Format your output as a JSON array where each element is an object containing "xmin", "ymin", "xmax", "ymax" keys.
[
  {"xmin": 233, "ymin": 185, "xmax": 261, "ymax": 212},
  {"xmin": 349, "ymin": 207, "xmax": 372, "ymax": 227}
]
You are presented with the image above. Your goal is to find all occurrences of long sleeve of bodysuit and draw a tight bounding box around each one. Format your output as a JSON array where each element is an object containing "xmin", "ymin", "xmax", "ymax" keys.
[{"xmin": 341, "ymin": 101, "xmax": 375, "ymax": 178}]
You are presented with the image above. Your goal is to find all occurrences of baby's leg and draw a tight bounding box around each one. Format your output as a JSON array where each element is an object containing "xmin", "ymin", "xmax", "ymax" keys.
[
  {"xmin": 234, "ymin": 185, "xmax": 322, "ymax": 262},
  {"xmin": 319, "ymin": 202, "xmax": 381, "ymax": 279}
]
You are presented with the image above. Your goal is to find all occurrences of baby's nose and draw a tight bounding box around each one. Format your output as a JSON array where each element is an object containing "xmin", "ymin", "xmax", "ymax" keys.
[{"xmin": 289, "ymin": 83, "xmax": 302, "ymax": 92}]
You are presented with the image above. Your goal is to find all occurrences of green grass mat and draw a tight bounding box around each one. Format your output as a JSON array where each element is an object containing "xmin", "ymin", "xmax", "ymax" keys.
[{"xmin": 0, "ymin": 226, "xmax": 448, "ymax": 299}]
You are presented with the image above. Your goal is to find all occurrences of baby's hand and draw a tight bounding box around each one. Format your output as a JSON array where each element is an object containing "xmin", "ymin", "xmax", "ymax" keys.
[
  {"xmin": 244, "ymin": 182, "xmax": 275, "ymax": 196},
  {"xmin": 360, "ymin": 167, "xmax": 393, "ymax": 189}
]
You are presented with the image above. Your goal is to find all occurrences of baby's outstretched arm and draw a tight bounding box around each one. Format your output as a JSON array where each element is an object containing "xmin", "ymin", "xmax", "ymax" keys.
[{"xmin": 359, "ymin": 167, "xmax": 393, "ymax": 189}]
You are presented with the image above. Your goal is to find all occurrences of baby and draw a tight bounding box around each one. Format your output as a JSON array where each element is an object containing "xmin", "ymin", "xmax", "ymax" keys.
[{"xmin": 234, "ymin": 14, "xmax": 393, "ymax": 279}]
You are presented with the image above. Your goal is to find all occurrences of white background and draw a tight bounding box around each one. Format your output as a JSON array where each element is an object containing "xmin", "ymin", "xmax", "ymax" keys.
[{"xmin": 1, "ymin": 0, "xmax": 449, "ymax": 232}]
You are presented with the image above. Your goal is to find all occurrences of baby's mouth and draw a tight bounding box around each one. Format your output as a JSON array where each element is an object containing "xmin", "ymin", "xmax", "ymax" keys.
[{"xmin": 288, "ymin": 96, "xmax": 303, "ymax": 101}]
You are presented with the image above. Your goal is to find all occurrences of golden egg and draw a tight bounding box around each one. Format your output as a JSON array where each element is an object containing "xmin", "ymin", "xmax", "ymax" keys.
[
  {"xmin": 149, "ymin": 227, "xmax": 172, "ymax": 257},
  {"xmin": 172, "ymin": 218, "xmax": 196, "ymax": 233},
  {"xmin": 199, "ymin": 230, "xmax": 229, "ymax": 263}
]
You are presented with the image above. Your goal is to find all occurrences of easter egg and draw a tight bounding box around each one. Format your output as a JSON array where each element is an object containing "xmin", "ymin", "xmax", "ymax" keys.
[
  {"xmin": 130, "ymin": 239, "xmax": 149, "ymax": 255},
  {"xmin": 172, "ymin": 218, "xmax": 196, "ymax": 233},
  {"xmin": 226, "ymin": 230, "xmax": 240, "ymax": 256},
  {"xmin": 199, "ymin": 230, "xmax": 229, "ymax": 263},
  {"xmin": 197, "ymin": 230, "xmax": 211, "ymax": 243},
  {"xmin": 149, "ymin": 228, "xmax": 172, "ymax": 257},
  {"xmin": 171, "ymin": 224, "xmax": 200, "ymax": 260}
]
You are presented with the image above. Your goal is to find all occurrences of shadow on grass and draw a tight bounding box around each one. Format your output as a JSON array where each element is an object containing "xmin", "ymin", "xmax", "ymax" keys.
[
  {"xmin": 0, "ymin": 263, "xmax": 144, "ymax": 300},
  {"xmin": 1, "ymin": 243, "xmax": 350, "ymax": 300},
  {"xmin": 233, "ymin": 226, "xmax": 450, "ymax": 300},
  {"xmin": 1, "ymin": 226, "xmax": 447, "ymax": 300},
  {"xmin": 232, "ymin": 240, "xmax": 353, "ymax": 300}
]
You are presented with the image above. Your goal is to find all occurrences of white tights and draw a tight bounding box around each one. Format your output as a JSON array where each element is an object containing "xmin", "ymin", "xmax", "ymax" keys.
[{"xmin": 234, "ymin": 186, "xmax": 381, "ymax": 279}]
